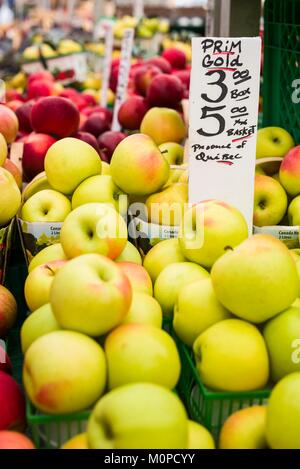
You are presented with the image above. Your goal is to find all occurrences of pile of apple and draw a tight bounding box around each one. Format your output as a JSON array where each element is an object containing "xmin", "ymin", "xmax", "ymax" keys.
[{"xmin": 254, "ymin": 126, "xmax": 300, "ymax": 229}]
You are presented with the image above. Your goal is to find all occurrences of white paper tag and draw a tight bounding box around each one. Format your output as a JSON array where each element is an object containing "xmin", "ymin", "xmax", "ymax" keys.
[
  {"xmin": 253, "ymin": 225, "xmax": 299, "ymax": 244},
  {"xmin": 111, "ymin": 28, "xmax": 134, "ymax": 131},
  {"xmin": 18, "ymin": 219, "xmax": 63, "ymax": 260},
  {"xmin": 128, "ymin": 217, "xmax": 180, "ymax": 242},
  {"xmin": 133, "ymin": 0, "xmax": 144, "ymax": 19},
  {"xmin": 188, "ymin": 37, "xmax": 261, "ymax": 234},
  {"xmin": 100, "ymin": 22, "xmax": 114, "ymax": 108},
  {"xmin": 205, "ymin": 0, "xmax": 215, "ymax": 36}
]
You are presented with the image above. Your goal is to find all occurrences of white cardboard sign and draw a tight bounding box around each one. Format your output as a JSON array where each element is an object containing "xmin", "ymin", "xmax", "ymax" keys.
[
  {"xmin": 188, "ymin": 37, "xmax": 261, "ymax": 233},
  {"xmin": 100, "ymin": 22, "xmax": 114, "ymax": 108},
  {"xmin": 133, "ymin": 0, "xmax": 144, "ymax": 20},
  {"xmin": 112, "ymin": 28, "xmax": 134, "ymax": 131}
]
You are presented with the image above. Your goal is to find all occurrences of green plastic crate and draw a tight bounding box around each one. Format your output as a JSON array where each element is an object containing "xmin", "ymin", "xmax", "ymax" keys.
[
  {"xmin": 263, "ymin": 0, "xmax": 300, "ymax": 142},
  {"xmin": 175, "ymin": 337, "xmax": 271, "ymax": 440},
  {"xmin": 26, "ymin": 400, "xmax": 90, "ymax": 449}
]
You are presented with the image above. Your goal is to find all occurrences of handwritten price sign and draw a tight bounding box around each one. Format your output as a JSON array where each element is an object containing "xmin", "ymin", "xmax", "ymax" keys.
[
  {"xmin": 112, "ymin": 28, "xmax": 134, "ymax": 131},
  {"xmin": 188, "ymin": 37, "xmax": 261, "ymax": 232}
]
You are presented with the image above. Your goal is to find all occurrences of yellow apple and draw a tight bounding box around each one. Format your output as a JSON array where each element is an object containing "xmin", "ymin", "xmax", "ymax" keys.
[
  {"xmin": 0, "ymin": 133, "xmax": 8, "ymax": 166},
  {"xmin": 50, "ymin": 254, "xmax": 132, "ymax": 337},
  {"xmin": 21, "ymin": 303, "xmax": 61, "ymax": 353},
  {"xmin": 87, "ymin": 383, "xmax": 188, "ymax": 449},
  {"xmin": 28, "ymin": 243, "xmax": 67, "ymax": 273},
  {"xmin": 211, "ymin": 234, "xmax": 299, "ymax": 323},
  {"xmin": 140, "ymin": 108, "xmax": 186, "ymax": 145},
  {"xmin": 110, "ymin": 134, "xmax": 169, "ymax": 196},
  {"xmin": 219, "ymin": 406, "xmax": 267, "ymax": 449},
  {"xmin": 71, "ymin": 175, "xmax": 126, "ymax": 215},
  {"xmin": 24, "ymin": 260, "xmax": 67, "ymax": 312},
  {"xmin": 188, "ymin": 421, "xmax": 215, "ymax": 449},
  {"xmin": 22, "ymin": 171, "xmax": 52, "ymax": 202},
  {"xmin": 193, "ymin": 319, "xmax": 269, "ymax": 392},
  {"xmin": 115, "ymin": 241, "xmax": 142, "ymax": 265},
  {"xmin": 121, "ymin": 292, "xmax": 162, "ymax": 328},
  {"xmin": 61, "ymin": 433, "xmax": 89, "ymax": 449},
  {"xmin": 173, "ymin": 278, "xmax": 231, "ymax": 347},
  {"xmin": 45, "ymin": 138, "xmax": 102, "ymax": 195},
  {"xmin": 288, "ymin": 196, "xmax": 300, "ymax": 225},
  {"xmin": 101, "ymin": 161, "xmax": 110, "ymax": 175},
  {"xmin": 117, "ymin": 261, "xmax": 153, "ymax": 296},
  {"xmin": 253, "ymin": 175, "xmax": 287, "ymax": 227},
  {"xmin": 60, "ymin": 203, "xmax": 127, "ymax": 260},
  {"xmin": 145, "ymin": 183, "xmax": 188, "ymax": 226},
  {"xmin": 154, "ymin": 261, "xmax": 209, "ymax": 317},
  {"xmin": 143, "ymin": 238, "xmax": 185, "ymax": 282},
  {"xmin": 256, "ymin": 127, "xmax": 294, "ymax": 159},
  {"xmin": 23, "ymin": 330, "xmax": 106, "ymax": 414},
  {"xmin": 179, "ymin": 200, "xmax": 248, "ymax": 269},
  {"xmin": 21, "ymin": 189, "xmax": 71, "ymax": 222},
  {"xmin": 105, "ymin": 323, "xmax": 180, "ymax": 390},
  {"xmin": 0, "ymin": 167, "xmax": 21, "ymax": 227},
  {"xmin": 266, "ymin": 372, "xmax": 300, "ymax": 448},
  {"xmin": 263, "ymin": 306, "xmax": 300, "ymax": 382}
]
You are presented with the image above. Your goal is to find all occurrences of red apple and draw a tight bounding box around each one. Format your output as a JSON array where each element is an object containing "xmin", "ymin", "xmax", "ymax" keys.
[
  {"xmin": 0, "ymin": 105, "xmax": 19, "ymax": 143},
  {"xmin": 5, "ymin": 90, "xmax": 24, "ymax": 102},
  {"xmin": 81, "ymin": 94, "xmax": 97, "ymax": 107},
  {"xmin": 82, "ymin": 112, "xmax": 110, "ymax": 137},
  {"xmin": 28, "ymin": 70, "xmax": 54, "ymax": 84},
  {"xmin": 27, "ymin": 79, "xmax": 55, "ymax": 100},
  {"xmin": 0, "ymin": 371, "xmax": 26, "ymax": 431},
  {"xmin": 22, "ymin": 133, "xmax": 57, "ymax": 181},
  {"xmin": 6, "ymin": 100, "xmax": 23, "ymax": 112},
  {"xmin": 3, "ymin": 159, "xmax": 22, "ymax": 190},
  {"xmin": 31, "ymin": 96, "xmax": 80, "ymax": 138},
  {"xmin": 15, "ymin": 101, "xmax": 35, "ymax": 133},
  {"xmin": 163, "ymin": 48, "xmax": 187, "ymax": 70},
  {"xmin": 98, "ymin": 130, "xmax": 126, "ymax": 162},
  {"xmin": 118, "ymin": 96, "xmax": 150, "ymax": 130},
  {"xmin": 81, "ymin": 106, "xmax": 112, "ymax": 123},
  {"xmin": 134, "ymin": 64, "xmax": 161, "ymax": 96},
  {"xmin": 146, "ymin": 56, "xmax": 172, "ymax": 74},
  {"xmin": 74, "ymin": 131, "xmax": 101, "ymax": 155},
  {"xmin": 59, "ymin": 89, "xmax": 78, "ymax": 100},
  {"xmin": 173, "ymin": 69, "xmax": 190, "ymax": 90},
  {"xmin": 147, "ymin": 74, "xmax": 183, "ymax": 107},
  {"xmin": 109, "ymin": 65, "xmax": 119, "ymax": 93},
  {"xmin": 0, "ymin": 431, "xmax": 35, "ymax": 449}
]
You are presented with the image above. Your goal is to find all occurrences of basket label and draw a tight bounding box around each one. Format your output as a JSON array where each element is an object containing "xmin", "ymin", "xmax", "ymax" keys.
[
  {"xmin": 253, "ymin": 225, "xmax": 299, "ymax": 247},
  {"xmin": 18, "ymin": 219, "xmax": 63, "ymax": 264},
  {"xmin": 188, "ymin": 37, "xmax": 261, "ymax": 233}
]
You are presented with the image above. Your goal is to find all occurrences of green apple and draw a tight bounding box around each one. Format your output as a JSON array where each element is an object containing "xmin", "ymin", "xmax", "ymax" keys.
[
  {"xmin": 263, "ymin": 306, "xmax": 300, "ymax": 382},
  {"xmin": 87, "ymin": 383, "xmax": 188, "ymax": 449},
  {"xmin": 256, "ymin": 127, "xmax": 294, "ymax": 159},
  {"xmin": 50, "ymin": 254, "xmax": 132, "ymax": 337},
  {"xmin": 60, "ymin": 203, "xmax": 127, "ymax": 260},
  {"xmin": 173, "ymin": 278, "xmax": 231, "ymax": 347},
  {"xmin": 143, "ymin": 238, "xmax": 185, "ymax": 283},
  {"xmin": 266, "ymin": 372, "xmax": 300, "ymax": 448},
  {"xmin": 0, "ymin": 167, "xmax": 21, "ymax": 227},
  {"xmin": 219, "ymin": 406, "xmax": 267, "ymax": 449},
  {"xmin": 21, "ymin": 303, "xmax": 61, "ymax": 353},
  {"xmin": 145, "ymin": 182, "xmax": 188, "ymax": 226},
  {"xmin": 0, "ymin": 133, "xmax": 8, "ymax": 166},
  {"xmin": 23, "ymin": 330, "xmax": 107, "ymax": 414},
  {"xmin": 101, "ymin": 161, "xmax": 110, "ymax": 175},
  {"xmin": 28, "ymin": 243, "xmax": 67, "ymax": 273},
  {"xmin": 288, "ymin": 196, "xmax": 300, "ymax": 225},
  {"xmin": 45, "ymin": 138, "xmax": 102, "ymax": 195},
  {"xmin": 115, "ymin": 241, "xmax": 142, "ymax": 265},
  {"xmin": 179, "ymin": 200, "xmax": 248, "ymax": 269},
  {"xmin": 24, "ymin": 259, "xmax": 67, "ymax": 312},
  {"xmin": 117, "ymin": 261, "xmax": 153, "ymax": 296},
  {"xmin": 211, "ymin": 234, "xmax": 299, "ymax": 323},
  {"xmin": 188, "ymin": 421, "xmax": 215, "ymax": 449},
  {"xmin": 193, "ymin": 319, "xmax": 269, "ymax": 392},
  {"xmin": 255, "ymin": 165, "xmax": 266, "ymax": 175},
  {"xmin": 154, "ymin": 262, "xmax": 209, "ymax": 317},
  {"xmin": 71, "ymin": 175, "xmax": 126, "ymax": 216},
  {"xmin": 105, "ymin": 324, "xmax": 180, "ymax": 390},
  {"xmin": 21, "ymin": 171, "xmax": 52, "ymax": 202},
  {"xmin": 140, "ymin": 107, "xmax": 186, "ymax": 146},
  {"xmin": 178, "ymin": 169, "xmax": 188, "ymax": 183},
  {"xmin": 253, "ymin": 175, "xmax": 287, "ymax": 226},
  {"xmin": 110, "ymin": 134, "xmax": 169, "ymax": 196},
  {"xmin": 21, "ymin": 189, "xmax": 71, "ymax": 223},
  {"xmin": 121, "ymin": 292, "xmax": 162, "ymax": 328}
]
